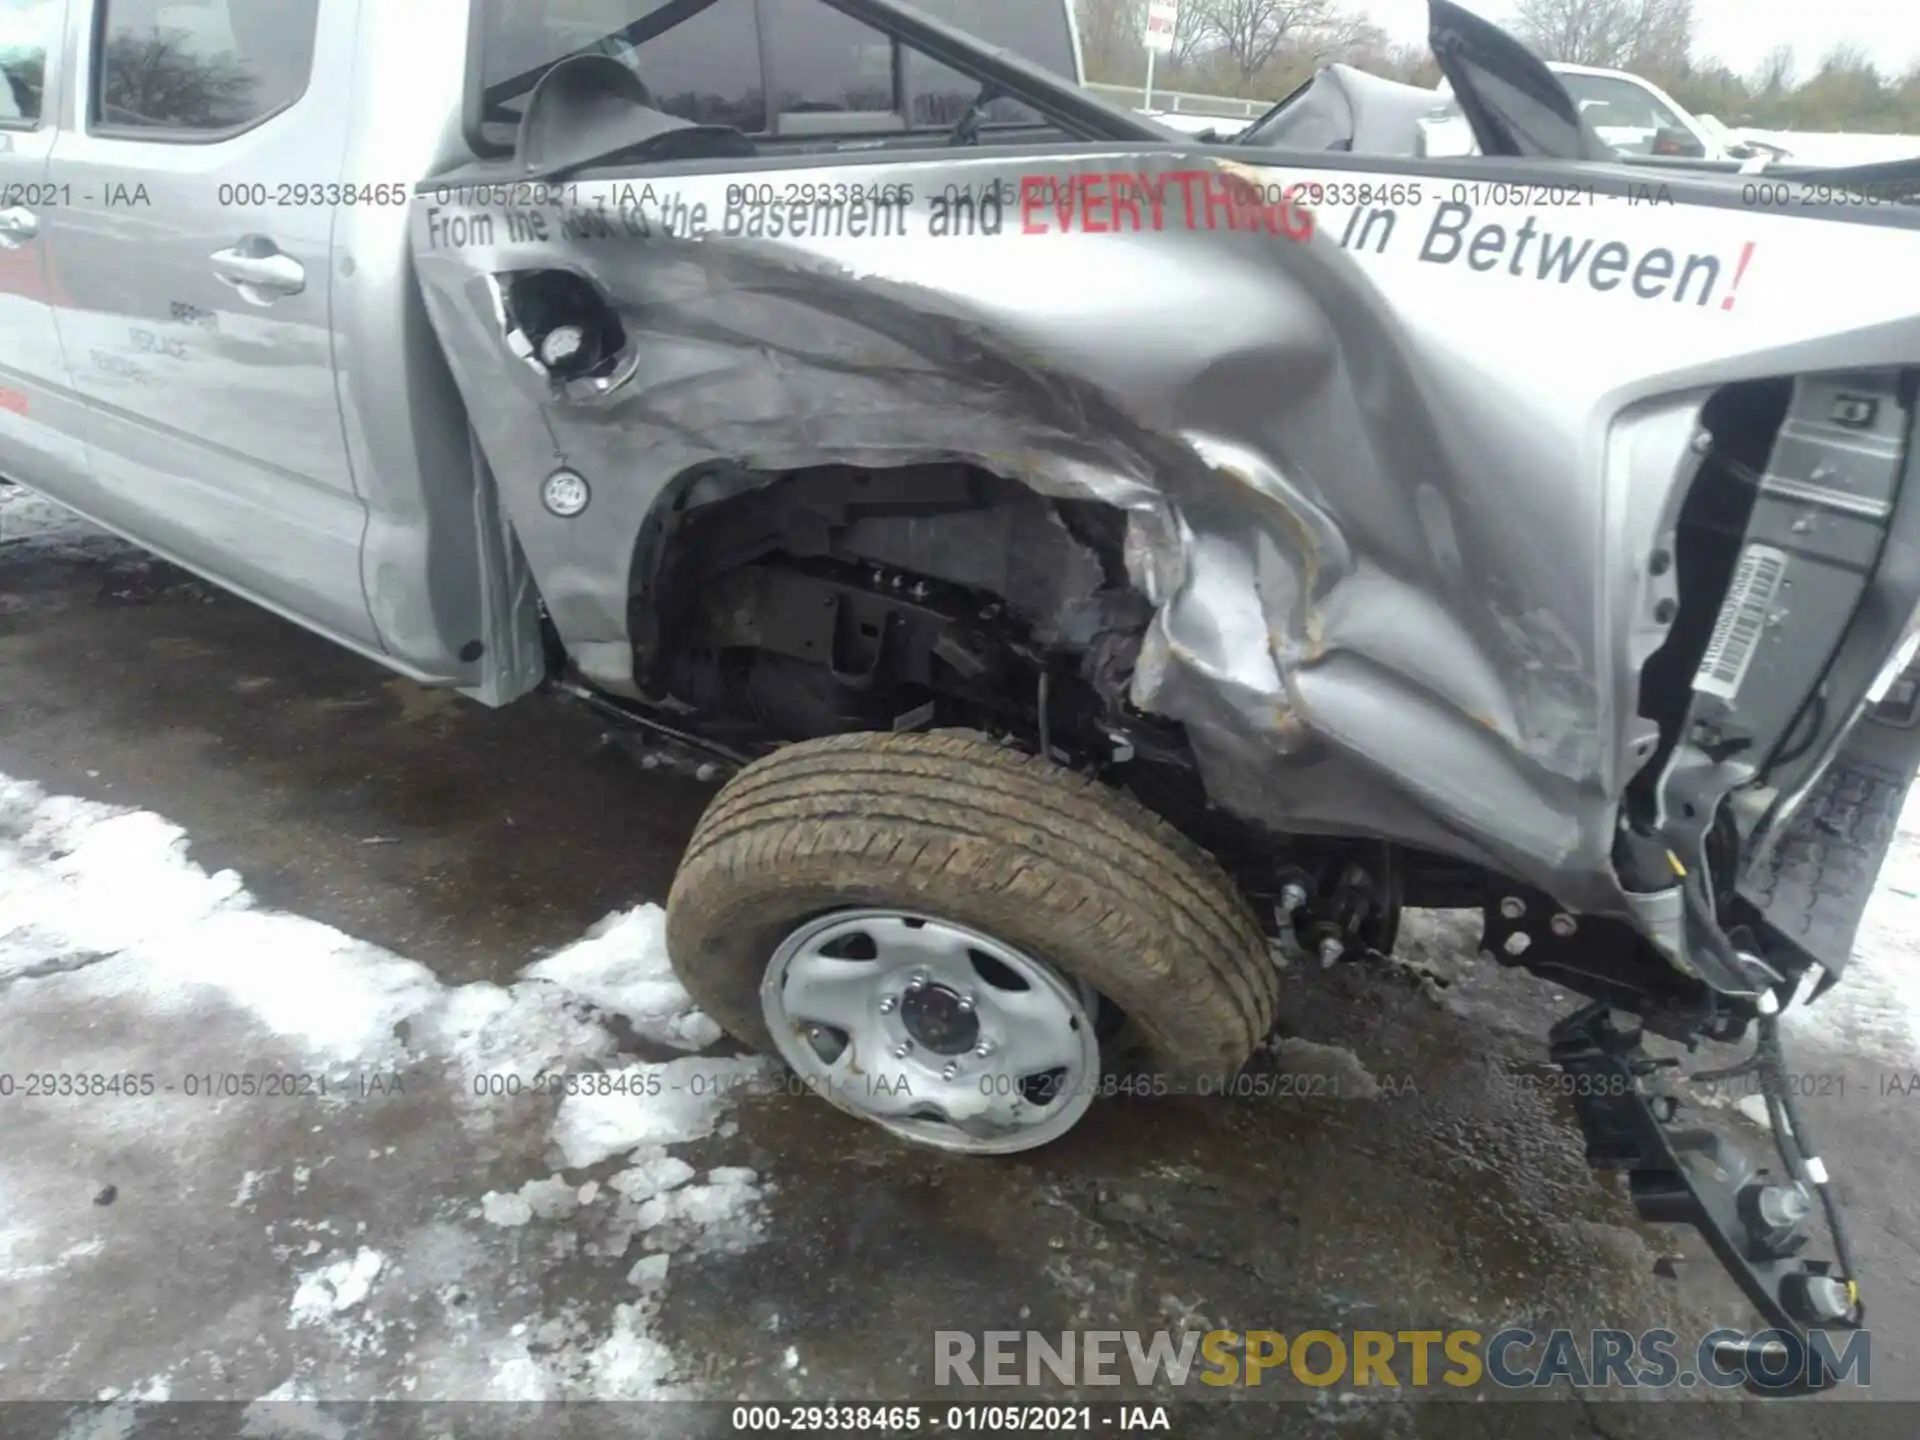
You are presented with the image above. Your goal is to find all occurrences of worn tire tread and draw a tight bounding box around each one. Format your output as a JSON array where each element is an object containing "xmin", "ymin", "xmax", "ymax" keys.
[{"xmin": 666, "ymin": 730, "xmax": 1277, "ymax": 1083}]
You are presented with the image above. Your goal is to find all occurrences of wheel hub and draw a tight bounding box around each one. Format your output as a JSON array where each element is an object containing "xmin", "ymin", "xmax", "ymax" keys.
[
  {"xmin": 759, "ymin": 908, "xmax": 1103, "ymax": 1155},
  {"xmin": 899, "ymin": 983, "xmax": 980, "ymax": 1055}
]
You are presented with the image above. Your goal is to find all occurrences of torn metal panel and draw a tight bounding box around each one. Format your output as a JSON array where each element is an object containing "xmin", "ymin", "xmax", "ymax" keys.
[{"xmin": 409, "ymin": 149, "xmax": 1920, "ymax": 926}]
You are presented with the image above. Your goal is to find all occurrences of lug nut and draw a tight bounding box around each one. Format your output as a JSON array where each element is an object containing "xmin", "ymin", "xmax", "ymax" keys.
[
  {"xmin": 1278, "ymin": 882, "xmax": 1308, "ymax": 915},
  {"xmin": 975, "ymin": 1041, "xmax": 994, "ymax": 1057},
  {"xmin": 878, "ymin": 997, "xmax": 896, "ymax": 1014},
  {"xmin": 808, "ymin": 1026, "xmax": 823, "ymax": 1040},
  {"xmin": 906, "ymin": 975, "xmax": 927, "ymax": 993},
  {"xmin": 941, "ymin": 1063, "xmax": 958, "ymax": 1081},
  {"xmin": 1549, "ymin": 913, "xmax": 1577, "ymax": 937},
  {"xmin": 1757, "ymin": 1182, "xmax": 1814, "ymax": 1229},
  {"xmin": 1317, "ymin": 937, "xmax": 1344, "ymax": 969},
  {"xmin": 1785, "ymin": 1273, "xmax": 1853, "ymax": 1323},
  {"xmin": 958, "ymin": 994, "xmax": 976, "ymax": 1013},
  {"xmin": 1499, "ymin": 896, "xmax": 1526, "ymax": 920},
  {"xmin": 893, "ymin": 1041, "xmax": 913, "ymax": 1059}
]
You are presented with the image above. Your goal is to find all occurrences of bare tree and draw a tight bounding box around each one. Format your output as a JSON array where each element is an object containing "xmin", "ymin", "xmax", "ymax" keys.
[
  {"xmin": 98, "ymin": 31, "xmax": 255, "ymax": 129},
  {"xmin": 1168, "ymin": 1, "xmax": 1214, "ymax": 67},
  {"xmin": 1311, "ymin": 13, "xmax": 1390, "ymax": 65},
  {"xmin": 1511, "ymin": 0, "xmax": 1637, "ymax": 67},
  {"xmin": 1624, "ymin": 0, "xmax": 1693, "ymax": 83},
  {"xmin": 1512, "ymin": 0, "xmax": 1691, "ymax": 75},
  {"xmin": 1074, "ymin": 0, "xmax": 1147, "ymax": 82},
  {"xmin": 1370, "ymin": 39, "xmax": 1442, "ymax": 87},
  {"xmin": 1750, "ymin": 41, "xmax": 1794, "ymax": 95},
  {"xmin": 1788, "ymin": 41, "xmax": 1898, "ymax": 128},
  {"xmin": 1189, "ymin": 0, "xmax": 1343, "ymax": 83}
]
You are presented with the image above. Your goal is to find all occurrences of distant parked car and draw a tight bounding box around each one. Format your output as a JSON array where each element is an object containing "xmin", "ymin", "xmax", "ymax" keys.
[{"xmin": 1429, "ymin": 62, "xmax": 1790, "ymax": 165}]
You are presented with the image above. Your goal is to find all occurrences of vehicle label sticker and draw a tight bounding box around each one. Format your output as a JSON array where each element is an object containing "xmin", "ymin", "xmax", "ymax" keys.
[{"xmin": 1693, "ymin": 542, "xmax": 1790, "ymax": 701}]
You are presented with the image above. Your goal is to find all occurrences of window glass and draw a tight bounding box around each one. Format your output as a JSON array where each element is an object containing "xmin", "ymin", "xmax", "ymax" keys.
[
  {"xmin": 903, "ymin": 0, "xmax": 1076, "ymax": 126},
  {"xmin": 95, "ymin": 0, "xmax": 319, "ymax": 132},
  {"xmin": 480, "ymin": 0, "xmax": 766, "ymax": 135},
  {"xmin": 476, "ymin": 0, "xmax": 1079, "ymax": 145},
  {"xmin": 0, "ymin": 0, "xmax": 55, "ymax": 124},
  {"xmin": 759, "ymin": 0, "xmax": 892, "ymax": 117},
  {"xmin": 1555, "ymin": 73, "xmax": 1689, "ymax": 154}
]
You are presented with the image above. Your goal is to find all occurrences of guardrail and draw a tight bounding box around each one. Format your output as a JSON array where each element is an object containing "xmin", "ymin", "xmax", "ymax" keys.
[{"xmin": 1083, "ymin": 81, "xmax": 1268, "ymax": 119}]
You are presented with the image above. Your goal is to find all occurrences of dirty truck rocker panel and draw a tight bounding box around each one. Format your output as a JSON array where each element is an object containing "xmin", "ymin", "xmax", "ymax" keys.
[{"xmin": 408, "ymin": 147, "xmax": 1920, "ymax": 957}]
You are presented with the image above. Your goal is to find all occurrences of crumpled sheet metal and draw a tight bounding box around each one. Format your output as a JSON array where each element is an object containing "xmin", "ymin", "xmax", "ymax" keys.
[{"xmin": 409, "ymin": 152, "xmax": 1712, "ymax": 914}]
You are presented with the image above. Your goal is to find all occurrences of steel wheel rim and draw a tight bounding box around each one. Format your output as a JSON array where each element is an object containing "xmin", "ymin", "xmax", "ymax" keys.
[{"xmin": 759, "ymin": 908, "xmax": 1101, "ymax": 1154}]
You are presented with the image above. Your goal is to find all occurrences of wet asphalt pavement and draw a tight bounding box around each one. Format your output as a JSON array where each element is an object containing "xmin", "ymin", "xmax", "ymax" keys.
[{"xmin": 3, "ymin": 482, "xmax": 1920, "ymax": 1438}]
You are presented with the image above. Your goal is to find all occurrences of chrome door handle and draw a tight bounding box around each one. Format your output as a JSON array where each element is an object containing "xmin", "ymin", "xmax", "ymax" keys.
[
  {"xmin": 210, "ymin": 239, "xmax": 306, "ymax": 302},
  {"xmin": 0, "ymin": 206, "xmax": 38, "ymax": 248}
]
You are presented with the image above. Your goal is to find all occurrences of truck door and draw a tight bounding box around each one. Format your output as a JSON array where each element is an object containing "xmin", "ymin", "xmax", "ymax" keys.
[
  {"xmin": 0, "ymin": 0, "xmax": 89, "ymax": 494},
  {"xmin": 41, "ymin": 0, "xmax": 381, "ymax": 649}
]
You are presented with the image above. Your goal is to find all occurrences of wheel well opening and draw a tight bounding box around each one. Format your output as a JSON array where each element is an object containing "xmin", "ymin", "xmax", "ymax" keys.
[
  {"xmin": 618, "ymin": 458, "xmax": 1416, "ymax": 925},
  {"xmin": 625, "ymin": 459, "xmax": 1152, "ymax": 757}
]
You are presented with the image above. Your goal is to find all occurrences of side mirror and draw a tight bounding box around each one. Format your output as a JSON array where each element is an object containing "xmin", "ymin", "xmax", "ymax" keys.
[{"xmin": 1650, "ymin": 125, "xmax": 1706, "ymax": 158}]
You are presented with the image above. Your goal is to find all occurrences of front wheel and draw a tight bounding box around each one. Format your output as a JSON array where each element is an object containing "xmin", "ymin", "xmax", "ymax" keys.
[{"xmin": 664, "ymin": 730, "xmax": 1278, "ymax": 1154}]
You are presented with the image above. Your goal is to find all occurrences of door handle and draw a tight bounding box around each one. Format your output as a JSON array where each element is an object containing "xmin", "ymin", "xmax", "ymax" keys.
[
  {"xmin": 0, "ymin": 206, "xmax": 38, "ymax": 248},
  {"xmin": 210, "ymin": 238, "xmax": 306, "ymax": 303}
]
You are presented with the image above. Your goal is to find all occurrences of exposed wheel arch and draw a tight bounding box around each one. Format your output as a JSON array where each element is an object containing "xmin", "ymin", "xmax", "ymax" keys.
[{"xmin": 623, "ymin": 458, "xmax": 1147, "ymax": 689}]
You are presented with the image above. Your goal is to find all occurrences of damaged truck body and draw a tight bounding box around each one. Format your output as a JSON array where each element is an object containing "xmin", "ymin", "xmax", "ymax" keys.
[{"xmin": 6, "ymin": 0, "xmax": 1919, "ymax": 1374}]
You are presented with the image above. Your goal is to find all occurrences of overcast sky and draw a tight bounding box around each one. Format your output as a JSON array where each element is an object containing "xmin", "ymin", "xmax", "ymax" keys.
[{"xmin": 1365, "ymin": 0, "xmax": 1920, "ymax": 81}]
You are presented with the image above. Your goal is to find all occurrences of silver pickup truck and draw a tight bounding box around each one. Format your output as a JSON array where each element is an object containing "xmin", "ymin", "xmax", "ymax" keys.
[{"xmin": 5, "ymin": 0, "xmax": 1918, "ymax": 1367}]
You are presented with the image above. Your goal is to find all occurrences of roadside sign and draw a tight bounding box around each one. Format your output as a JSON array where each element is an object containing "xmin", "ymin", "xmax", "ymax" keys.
[{"xmin": 1144, "ymin": 0, "xmax": 1178, "ymax": 55}]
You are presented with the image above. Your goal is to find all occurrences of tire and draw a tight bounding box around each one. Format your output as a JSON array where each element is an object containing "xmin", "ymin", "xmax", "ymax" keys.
[{"xmin": 665, "ymin": 730, "xmax": 1278, "ymax": 1093}]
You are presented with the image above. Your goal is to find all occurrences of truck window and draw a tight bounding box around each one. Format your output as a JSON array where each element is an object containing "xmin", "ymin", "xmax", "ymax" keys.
[
  {"xmin": 473, "ymin": 0, "xmax": 1078, "ymax": 151},
  {"xmin": 481, "ymin": 0, "xmax": 767, "ymax": 135},
  {"xmin": 1555, "ymin": 74, "xmax": 1688, "ymax": 136},
  {"xmin": 901, "ymin": 0, "xmax": 1076, "ymax": 125},
  {"xmin": 93, "ymin": 0, "xmax": 319, "ymax": 134},
  {"xmin": 0, "ymin": 0, "xmax": 54, "ymax": 125},
  {"xmin": 758, "ymin": 0, "xmax": 1067, "ymax": 128},
  {"xmin": 758, "ymin": 0, "xmax": 893, "ymax": 117}
]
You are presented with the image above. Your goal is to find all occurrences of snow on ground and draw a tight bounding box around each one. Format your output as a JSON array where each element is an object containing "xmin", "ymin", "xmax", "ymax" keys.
[
  {"xmin": 1782, "ymin": 784, "xmax": 1920, "ymax": 1065},
  {"xmin": 1735, "ymin": 129, "xmax": 1920, "ymax": 167},
  {"xmin": 0, "ymin": 767, "xmax": 772, "ymax": 1402},
  {"xmin": 0, "ymin": 480, "xmax": 116, "ymax": 563}
]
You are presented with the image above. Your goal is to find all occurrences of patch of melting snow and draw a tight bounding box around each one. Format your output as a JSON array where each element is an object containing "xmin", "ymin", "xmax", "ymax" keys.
[
  {"xmin": 523, "ymin": 907, "xmax": 724, "ymax": 1050},
  {"xmin": 1783, "ymin": 784, "xmax": 1920, "ymax": 1064},
  {"xmin": 1272, "ymin": 1037, "xmax": 1381, "ymax": 1099},
  {"xmin": 1, "ymin": 1236, "xmax": 105, "ymax": 1282},
  {"xmin": 0, "ymin": 482, "xmax": 116, "ymax": 559},
  {"xmin": 0, "ymin": 771, "xmax": 771, "ymax": 1401},
  {"xmin": 552, "ymin": 1055, "xmax": 766, "ymax": 1168},
  {"xmin": 479, "ymin": 1173, "xmax": 581, "ymax": 1228},
  {"xmin": 288, "ymin": 1248, "xmax": 385, "ymax": 1326},
  {"xmin": 233, "ymin": 1170, "xmax": 272, "ymax": 1209}
]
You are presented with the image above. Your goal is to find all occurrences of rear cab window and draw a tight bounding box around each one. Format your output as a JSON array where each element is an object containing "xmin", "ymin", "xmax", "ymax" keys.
[
  {"xmin": 91, "ymin": 0, "xmax": 319, "ymax": 136},
  {"xmin": 0, "ymin": 0, "xmax": 56, "ymax": 125},
  {"xmin": 471, "ymin": 0, "xmax": 1081, "ymax": 155}
]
